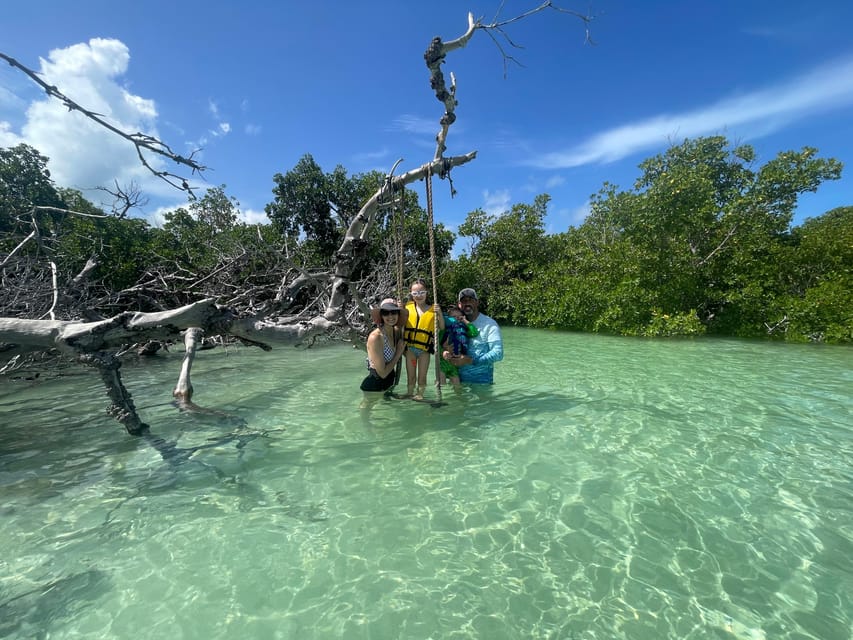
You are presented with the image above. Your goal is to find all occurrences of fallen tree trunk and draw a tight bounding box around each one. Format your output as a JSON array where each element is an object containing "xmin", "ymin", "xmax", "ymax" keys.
[
  {"xmin": 0, "ymin": 299, "xmax": 337, "ymax": 353},
  {"xmin": 0, "ymin": 299, "xmax": 339, "ymax": 434}
]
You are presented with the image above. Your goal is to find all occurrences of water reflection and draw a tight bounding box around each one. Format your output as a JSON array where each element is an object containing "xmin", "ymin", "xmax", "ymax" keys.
[{"xmin": 0, "ymin": 330, "xmax": 851, "ymax": 639}]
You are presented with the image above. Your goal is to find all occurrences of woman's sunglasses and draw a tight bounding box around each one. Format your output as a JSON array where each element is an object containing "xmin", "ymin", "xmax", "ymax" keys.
[
  {"xmin": 380, "ymin": 309, "xmax": 399, "ymax": 316},
  {"xmin": 410, "ymin": 291, "xmax": 427, "ymax": 296}
]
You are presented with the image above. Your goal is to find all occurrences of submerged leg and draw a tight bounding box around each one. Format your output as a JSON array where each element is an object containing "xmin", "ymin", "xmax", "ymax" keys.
[
  {"xmin": 413, "ymin": 351, "xmax": 431, "ymax": 400},
  {"xmin": 403, "ymin": 352, "xmax": 416, "ymax": 397}
]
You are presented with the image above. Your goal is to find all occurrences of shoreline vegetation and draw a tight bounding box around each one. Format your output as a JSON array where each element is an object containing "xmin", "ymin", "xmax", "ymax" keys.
[
  {"xmin": 2, "ymin": 136, "xmax": 850, "ymax": 432},
  {"xmin": 2, "ymin": 134, "xmax": 851, "ymax": 354}
]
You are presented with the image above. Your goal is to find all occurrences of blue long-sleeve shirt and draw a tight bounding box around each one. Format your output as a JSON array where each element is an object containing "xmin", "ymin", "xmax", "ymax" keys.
[{"xmin": 458, "ymin": 313, "xmax": 503, "ymax": 384}]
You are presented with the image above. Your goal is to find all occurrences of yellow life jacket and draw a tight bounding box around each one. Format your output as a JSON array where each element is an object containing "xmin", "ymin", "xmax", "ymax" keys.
[{"xmin": 404, "ymin": 301, "xmax": 436, "ymax": 352}]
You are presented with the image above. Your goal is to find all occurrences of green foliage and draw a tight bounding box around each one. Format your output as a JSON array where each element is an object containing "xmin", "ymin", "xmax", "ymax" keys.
[
  {"xmin": 381, "ymin": 183, "xmax": 455, "ymax": 288},
  {"xmin": 0, "ymin": 144, "xmax": 66, "ymax": 238},
  {"xmin": 190, "ymin": 184, "xmax": 239, "ymax": 232},
  {"xmin": 781, "ymin": 206, "xmax": 853, "ymax": 342},
  {"xmin": 437, "ymin": 253, "xmax": 480, "ymax": 308},
  {"xmin": 152, "ymin": 185, "xmax": 254, "ymax": 274},
  {"xmin": 449, "ymin": 194, "xmax": 553, "ymax": 321},
  {"xmin": 264, "ymin": 155, "xmax": 458, "ymax": 288},
  {"xmin": 265, "ymin": 154, "xmax": 354, "ymax": 264},
  {"xmin": 789, "ymin": 206, "xmax": 852, "ymax": 289},
  {"xmin": 641, "ymin": 310, "xmax": 706, "ymax": 337},
  {"xmin": 785, "ymin": 278, "xmax": 853, "ymax": 343},
  {"xmin": 55, "ymin": 214, "xmax": 153, "ymax": 290},
  {"xmin": 2, "ymin": 138, "xmax": 848, "ymax": 343},
  {"xmin": 444, "ymin": 136, "xmax": 849, "ymax": 342}
]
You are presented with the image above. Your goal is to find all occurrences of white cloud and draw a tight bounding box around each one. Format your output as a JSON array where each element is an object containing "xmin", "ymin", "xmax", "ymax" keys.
[
  {"xmin": 544, "ymin": 174, "xmax": 566, "ymax": 189},
  {"xmin": 389, "ymin": 114, "xmax": 438, "ymax": 136},
  {"xmin": 207, "ymin": 99, "xmax": 230, "ymax": 137},
  {"xmin": 0, "ymin": 121, "xmax": 22, "ymax": 147},
  {"xmin": 10, "ymin": 38, "xmax": 170, "ymax": 195},
  {"xmin": 531, "ymin": 55, "xmax": 853, "ymax": 169},
  {"xmin": 352, "ymin": 147, "xmax": 390, "ymax": 167},
  {"xmin": 0, "ymin": 85, "xmax": 27, "ymax": 112},
  {"xmin": 146, "ymin": 204, "xmax": 177, "ymax": 228},
  {"xmin": 238, "ymin": 208, "xmax": 270, "ymax": 225},
  {"xmin": 144, "ymin": 202, "xmax": 269, "ymax": 228},
  {"xmin": 482, "ymin": 188, "xmax": 511, "ymax": 216}
]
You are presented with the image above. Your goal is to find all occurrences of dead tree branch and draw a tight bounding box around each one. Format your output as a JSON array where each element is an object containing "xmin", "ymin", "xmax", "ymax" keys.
[
  {"xmin": 1, "ymin": 52, "xmax": 207, "ymax": 194},
  {"xmin": 96, "ymin": 180, "xmax": 149, "ymax": 218}
]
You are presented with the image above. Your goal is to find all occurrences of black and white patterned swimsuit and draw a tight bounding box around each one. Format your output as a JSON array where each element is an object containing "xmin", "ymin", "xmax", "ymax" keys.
[{"xmin": 366, "ymin": 330, "xmax": 394, "ymax": 375}]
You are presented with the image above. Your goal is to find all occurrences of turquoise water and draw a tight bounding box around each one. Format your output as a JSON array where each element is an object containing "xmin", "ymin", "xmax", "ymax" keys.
[{"xmin": 1, "ymin": 328, "xmax": 851, "ymax": 639}]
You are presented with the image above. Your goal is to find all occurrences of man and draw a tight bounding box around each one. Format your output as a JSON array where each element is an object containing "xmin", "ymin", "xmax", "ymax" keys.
[{"xmin": 445, "ymin": 288, "xmax": 503, "ymax": 384}]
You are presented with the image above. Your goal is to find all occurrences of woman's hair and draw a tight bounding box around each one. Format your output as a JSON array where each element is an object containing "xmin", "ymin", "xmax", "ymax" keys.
[{"xmin": 410, "ymin": 278, "xmax": 427, "ymax": 288}]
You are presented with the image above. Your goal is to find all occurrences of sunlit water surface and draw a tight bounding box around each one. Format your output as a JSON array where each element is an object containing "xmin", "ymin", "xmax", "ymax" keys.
[{"xmin": 1, "ymin": 328, "xmax": 851, "ymax": 639}]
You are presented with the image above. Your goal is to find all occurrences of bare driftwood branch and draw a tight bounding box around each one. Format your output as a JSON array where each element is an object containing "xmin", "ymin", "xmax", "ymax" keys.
[
  {"xmin": 326, "ymin": 153, "xmax": 477, "ymax": 322},
  {"xmin": 173, "ymin": 327, "xmax": 203, "ymax": 405},
  {"xmin": 97, "ymin": 180, "xmax": 149, "ymax": 218},
  {"xmin": 0, "ymin": 52, "xmax": 207, "ymax": 194},
  {"xmin": 425, "ymin": 4, "xmax": 593, "ymax": 157},
  {"xmin": 0, "ymin": 299, "xmax": 337, "ymax": 353},
  {"xmin": 0, "ymin": 300, "xmax": 338, "ymax": 433}
]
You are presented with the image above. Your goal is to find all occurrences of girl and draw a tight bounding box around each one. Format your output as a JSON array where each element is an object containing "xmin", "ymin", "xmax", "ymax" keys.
[{"xmin": 403, "ymin": 279, "xmax": 444, "ymax": 400}]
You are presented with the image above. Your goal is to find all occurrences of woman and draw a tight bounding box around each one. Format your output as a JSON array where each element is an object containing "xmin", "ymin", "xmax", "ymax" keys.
[
  {"xmin": 403, "ymin": 278, "xmax": 444, "ymax": 400},
  {"xmin": 360, "ymin": 298, "xmax": 407, "ymax": 407}
]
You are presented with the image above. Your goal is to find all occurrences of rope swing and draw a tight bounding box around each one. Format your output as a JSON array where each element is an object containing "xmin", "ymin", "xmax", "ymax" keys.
[
  {"xmin": 425, "ymin": 165, "xmax": 443, "ymax": 405},
  {"xmin": 386, "ymin": 160, "xmax": 406, "ymax": 302},
  {"xmin": 388, "ymin": 159, "xmax": 406, "ymax": 388}
]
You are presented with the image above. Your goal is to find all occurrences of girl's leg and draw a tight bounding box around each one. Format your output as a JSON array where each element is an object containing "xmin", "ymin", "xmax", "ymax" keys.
[
  {"xmin": 413, "ymin": 351, "xmax": 431, "ymax": 400},
  {"xmin": 404, "ymin": 351, "xmax": 417, "ymax": 397}
]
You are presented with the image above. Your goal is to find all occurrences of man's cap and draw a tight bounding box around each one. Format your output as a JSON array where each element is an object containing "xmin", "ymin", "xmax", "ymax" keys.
[{"xmin": 457, "ymin": 288, "xmax": 478, "ymax": 301}]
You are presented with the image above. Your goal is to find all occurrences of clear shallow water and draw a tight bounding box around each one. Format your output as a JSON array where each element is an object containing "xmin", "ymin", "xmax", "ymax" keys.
[{"xmin": 1, "ymin": 328, "xmax": 851, "ymax": 640}]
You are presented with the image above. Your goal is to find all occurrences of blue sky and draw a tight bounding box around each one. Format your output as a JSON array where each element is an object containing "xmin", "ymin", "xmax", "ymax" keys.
[{"xmin": 2, "ymin": 1, "xmax": 852, "ymax": 248}]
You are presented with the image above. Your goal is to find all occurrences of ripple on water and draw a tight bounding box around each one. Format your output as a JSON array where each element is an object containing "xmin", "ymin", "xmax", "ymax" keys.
[{"xmin": 1, "ymin": 333, "xmax": 851, "ymax": 639}]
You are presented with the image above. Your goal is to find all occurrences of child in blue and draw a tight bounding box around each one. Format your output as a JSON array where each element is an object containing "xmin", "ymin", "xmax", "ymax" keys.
[{"xmin": 439, "ymin": 305, "xmax": 479, "ymax": 389}]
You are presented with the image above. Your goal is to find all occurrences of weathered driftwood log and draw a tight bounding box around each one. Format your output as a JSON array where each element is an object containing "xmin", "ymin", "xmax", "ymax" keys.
[
  {"xmin": 170, "ymin": 326, "xmax": 244, "ymax": 424},
  {"xmin": 0, "ymin": 152, "xmax": 476, "ymax": 435},
  {"xmin": 0, "ymin": 300, "xmax": 338, "ymax": 434},
  {"xmin": 0, "ymin": 299, "xmax": 336, "ymax": 355}
]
